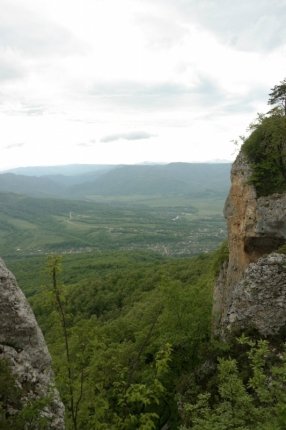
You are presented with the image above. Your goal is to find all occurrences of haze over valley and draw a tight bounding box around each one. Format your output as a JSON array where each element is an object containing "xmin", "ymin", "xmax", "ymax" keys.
[{"xmin": 0, "ymin": 162, "xmax": 230, "ymax": 257}]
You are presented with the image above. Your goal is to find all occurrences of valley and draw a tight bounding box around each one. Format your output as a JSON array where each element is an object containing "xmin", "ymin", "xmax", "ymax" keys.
[
  {"xmin": 0, "ymin": 163, "xmax": 229, "ymax": 257},
  {"xmin": 0, "ymin": 162, "xmax": 230, "ymax": 429}
]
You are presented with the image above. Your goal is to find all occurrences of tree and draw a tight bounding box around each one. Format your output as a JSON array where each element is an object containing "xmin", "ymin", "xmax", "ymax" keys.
[
  {"xmin": 268, "ymin": 78, "xmax": 286, "ymax": 115},
  {"xmin": 47, "ymin": 256, "xmax": 85, "ymax": 430}
]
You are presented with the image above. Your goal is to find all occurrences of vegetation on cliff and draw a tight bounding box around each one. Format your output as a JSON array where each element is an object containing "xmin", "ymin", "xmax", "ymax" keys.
[
  {"xmin": 181, "ymin": 337, "xmax": 286, "ymax": 430},
  {"xmin": 0, "ymin": 358, "xmax": 52, "ymax": 429},
  {"xmin": 242, "ymin": 112, "xmax": 286, "ymax": 196},
  {"xmin": 242, "ymin": 80, "xmax": 286, "ymax": 197}
]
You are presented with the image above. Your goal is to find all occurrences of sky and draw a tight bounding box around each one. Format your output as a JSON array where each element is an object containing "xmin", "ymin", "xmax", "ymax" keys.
[{"xmin": 1, "ymin": 0, "xmax": 286, "ymax": 170}]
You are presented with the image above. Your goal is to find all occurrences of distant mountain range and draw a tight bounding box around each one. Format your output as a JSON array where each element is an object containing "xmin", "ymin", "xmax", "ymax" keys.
[
  {"xmin": 6, "ymin": 164, "xmax": 115, "ymax": 177},
  {"xmin": 0, "ymin": 162, "xmax": 231, "ymax": 199}
]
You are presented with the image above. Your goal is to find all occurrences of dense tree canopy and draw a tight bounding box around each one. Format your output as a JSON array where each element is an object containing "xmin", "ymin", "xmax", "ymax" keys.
[{"xmin": 7, "ymin": 247, "xmax": 286, "ymax": 429}]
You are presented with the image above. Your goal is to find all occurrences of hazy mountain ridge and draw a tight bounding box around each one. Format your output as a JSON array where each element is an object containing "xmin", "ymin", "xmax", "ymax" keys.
[
  {"xmin": 0, "ymin": 173, "xmax": 66, "ymax": 197},
  {"xmin": 6, "ymin": 164, "xmax": 115, "ymax": 177},
  {"xmin": 1, "ymin": 163, "xmax": 231, "ymax": 199}
]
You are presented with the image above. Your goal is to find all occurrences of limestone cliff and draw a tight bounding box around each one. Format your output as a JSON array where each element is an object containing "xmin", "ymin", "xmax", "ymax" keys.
[
  {"xmin": 0, "ymin": 258, "xmax": 65, "ymax": 428},
  {"xmin": 213, "ymin": 150, "xmax": 286, "ymax": 338}
]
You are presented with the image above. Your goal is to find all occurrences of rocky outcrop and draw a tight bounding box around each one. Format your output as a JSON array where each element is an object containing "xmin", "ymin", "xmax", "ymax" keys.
[
  {"xmin": 224, "ymin": 152, "xmax": 286, "ymax": 283},
  {"xmin": 213, "ymin": 150, "xmax": 286, "ymax": 338},
  {"xmin": 0, "ymin": 258, "xmax": 65, "ymax": 428},
  {"xmin": 222, "ymin": 253, "xmax": 286, "ymax": 336}
]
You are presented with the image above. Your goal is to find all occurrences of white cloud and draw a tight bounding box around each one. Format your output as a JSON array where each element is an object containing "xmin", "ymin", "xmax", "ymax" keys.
[
  {"xmin": 4, "ymin": 142, "xmax": 25, "ymax": 150},
  {"xmin": 101, "ymin": 131, "xmax": 155, "ymax": 142},
  {"xmin": 1, "ymin": 0, "xmax": 286, "ymax": 169},
  {"xmin": 0, "ymin": 0, "xmax": 83, "ymax": 57},
  {"xmin": 152, "ymin": 0, "xmax": 286, "ymax": 52}
]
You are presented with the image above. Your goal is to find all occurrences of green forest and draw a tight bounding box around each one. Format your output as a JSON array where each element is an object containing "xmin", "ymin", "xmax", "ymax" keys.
[
  {"xmin": 7, "ymin": 250, "xmax": 217, "ymax": 429},
  {"xmin": 3, "ymin": 243, "xmax": 286, "ymax": 430}
]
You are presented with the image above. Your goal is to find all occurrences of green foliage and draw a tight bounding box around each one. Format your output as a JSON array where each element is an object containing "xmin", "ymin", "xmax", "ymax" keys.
[
  {"xmin": 11, "ymin": 248, "xmax": 222, "ymax": 429},
  {"xmin": 0, "ymin": 358, "xmax": 21, "ymax": 423},
  {"xmin": 211, "ymin": 241, "xmax": 229, "ymax": 276},
  {"xmin": 8, "ymin": 246, "xmax": 286, "ymax": 429},
  {"xmin": 0, "ymin": 358, "xmax": 50, "ymax": 429},
  {"xmin": 15, "ymin": 244, "xmax": 286, "ymax": 429},
  {"xmin": 242, "ymin": 112, "xmax": 286, "ymax": 196},
  {"xmin": 277, "ymin": 244, "xmax": 286, "ymax": 254},
  {"xmin": 180, "ymin": 337, "xmax": 286, "ymax": 430}
]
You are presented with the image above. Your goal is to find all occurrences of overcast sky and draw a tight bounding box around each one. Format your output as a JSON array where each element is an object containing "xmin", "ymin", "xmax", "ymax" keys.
[{"xmin": 1, "ymin": 0, "xmax": 286, "ymax": 169}]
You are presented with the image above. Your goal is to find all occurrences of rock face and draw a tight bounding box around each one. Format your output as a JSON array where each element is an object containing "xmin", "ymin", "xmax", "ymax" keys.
[
  {"xmin": 0, "ymin": 258, "xmax": 65, "ymax": 428},
  {"xmin": 213, "ymin": 150, "xmax": 286, "ymax": 338},
  {"xmin": 222, "ymin": 253, "xmax": 286, "ymax": 336}
]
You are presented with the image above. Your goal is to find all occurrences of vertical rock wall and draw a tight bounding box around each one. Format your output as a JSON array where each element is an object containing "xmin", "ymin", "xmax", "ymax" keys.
[
  {"xmin": 0, "ymin": 258, "xmax": 65, "ymax": 428},
  {"xmin": 213, "ymin": 150, "xmax": 286, "ymax": 338}
]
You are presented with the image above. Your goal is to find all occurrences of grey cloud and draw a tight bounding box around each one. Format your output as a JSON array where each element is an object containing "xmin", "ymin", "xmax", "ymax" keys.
[
  {"xmin": 135, "ymin": 11, "xmax": 187, "ymax": 50},
  {"xmin": 91, "ymin": 81, "xmax": 188, "ymax": 97},
  {"xmin": 69, "ymin": 118, "xmax": 98, "ymax": 125},
  {"xmin": 21, "ymin": 104, "xmax": 46, "ymax": 116},
  {"xmin": 227, "ymin": 84, "xmax": 270, "ymax": 112},
  {"xmin": 157, "ymin": 0, "xmax": 286, "ymax": 52},
  {"xmin": 76, "ymin": 139, "xmax": 97, "ymax": 147},
  {"xmin": 199, "ymin": 83, "xmax": 270, "ymax": 121},
  {"xmin": 0, "ymin": 58, "xmax": 25, "ymax": 82},
  {"xmin": 4, "ymin": 142, "xmax": 25, "ymax": 149},
  {"xmin": 88, "ymin": 78, "xmax": 224, "ymax": 111},
  {"xmin": 0, "ymin": 0, "xmax": 83, "ymax": 57},
  {"xmin": 194, "ymin": 77, "xmax": 224, "ymax": 101},
  {"xmin": 0, "ymin": 101, "xmax": 47, "ymax": 116},
  {"xmin": 76, "ymin": 142, "xmax": 91, "ymax": 147},
  {"xmin": 89, "ymin": 76, "xmax": 266, "ymax": 119},
  {"xmin": 101, "ymin": 131, "xmax": 155, "ymax": 143}
]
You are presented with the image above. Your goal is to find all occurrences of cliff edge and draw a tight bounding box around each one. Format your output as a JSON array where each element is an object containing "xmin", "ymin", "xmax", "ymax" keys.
[
  {"xmin": 213, "ymin": 150, "xmax": 286, "ymax": 338},
  {"xmin": 0, "ymin": 258, "xmax": 65, "ymax": 428}
]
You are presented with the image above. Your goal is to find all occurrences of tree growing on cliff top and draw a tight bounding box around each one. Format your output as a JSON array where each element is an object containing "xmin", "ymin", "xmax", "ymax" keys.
[
  {"xmin": 241, "ymin": 79, "xmax": 286, "ymax": 196},
  {"xmin": 242, "ymin": 113, "xmax": 286, "ymax": 196},
  {"xmin": 268, "ymin": 78, "xmax": 286, "ymax": 115}
]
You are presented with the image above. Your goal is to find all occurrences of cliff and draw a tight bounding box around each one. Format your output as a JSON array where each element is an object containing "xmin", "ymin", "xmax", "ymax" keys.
[
  {"xmin": 213, "ymin": 150, "xmax": 286, "ymax": 338},
  {"xmin": 0, "ymin": 258, "xmax": 65, "ymax": 428}
]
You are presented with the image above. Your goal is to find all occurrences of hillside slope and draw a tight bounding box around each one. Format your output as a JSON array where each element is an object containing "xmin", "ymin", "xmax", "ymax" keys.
[
  {"xmin": 1, "ymin": 163, "xmax": 231, "ymax": 199},
  {"xmin": 0, "ymin": 173, "xmax": 66, "ymax": 197},
  {"xmin": 71, "ymin": 163, "xmax": 231, "ymax": 197}
]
